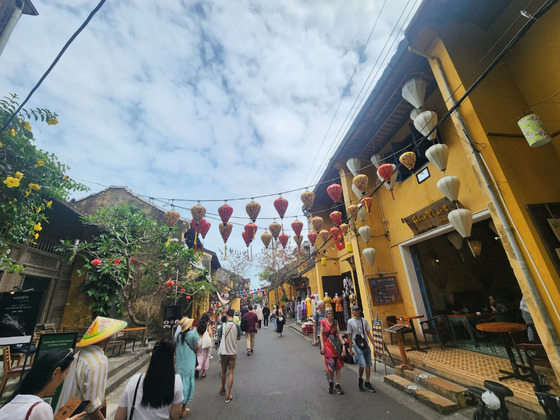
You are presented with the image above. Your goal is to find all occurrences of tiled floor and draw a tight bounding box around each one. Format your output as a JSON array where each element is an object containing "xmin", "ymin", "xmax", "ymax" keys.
[{"xmin": 385, "ymin": 343, "xmax": 559, "ymax": 408}]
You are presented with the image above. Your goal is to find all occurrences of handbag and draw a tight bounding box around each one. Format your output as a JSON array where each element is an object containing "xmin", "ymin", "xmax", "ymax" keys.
[
  {"xmin": 201, "ymin": 331, "xmax": 213, "ymax": 349},
  {"xmin": 354, "ymin": 318, "xmax": 368, "ymax": 350}
]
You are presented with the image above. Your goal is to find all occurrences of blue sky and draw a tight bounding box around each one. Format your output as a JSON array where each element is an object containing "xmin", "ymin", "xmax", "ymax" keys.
[{"xmin": 1, "ymin": 0, "xmax": 420, "ymax": 283}]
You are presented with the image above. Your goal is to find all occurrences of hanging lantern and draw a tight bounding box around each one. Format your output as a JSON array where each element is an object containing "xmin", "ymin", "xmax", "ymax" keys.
[
  {"xmin": 294, "ymin": 234, "xmax": 303, "ymax": 248},
  {"xmin": 345, "ymin": 242, "xmax": 353, "ymax": 253},
  {"xmin": 518, "ymin": 114, "xmax": 552, "ymax": 147},
  {"xmin": 340, "ymin": 223, "xmax": 349, "ymax": 235},
  {"xmin": 164, "ymin": 210, "xmax": 180, "ymax": 229},
  {"xmin": 346, "ymin": 158, "xmax": 362, "ymax": 176},
  {"xmin": 410, "ymin": 108, "xmax": 422, "ymax": 121},
  {"xmin": 191, "ymin": 205, "xmax": 206, "ymax": 224},
  {"xmin": 352, "ymin": 174, "xmax": 368, "ymax": 194},
  {"xmin": 278, "ymin": 233, "xmax": 289, "ymax": 249},
  {"xmin": 300, "ymin": 191, "xmax": 315, "ymax": 210},
  {"xmin": 321, "ymin": 257, "xmax": 327, "ymax": 266},
  {"xmin": 363, "ymin": 248, "xmax": 376, "ymax": 265},
  {"xmin": 448, "ymin": 208, "xmax": 473, "ymax": 238},
  {"xmin": 437, "ymin": 175, "xmax": 461, "ymax": 201},
  {"xmin": 311, "ymin": 216, "xmax": 324, "ymax": 232},
  {"xmin": 307, "ymin": 231, "xmax": 317, "ymax": 246},
  {"xmin": 218, "ymin": 204, "xmax": 233, "ymax": 223},
  {"xmin": 198, "ymin": 219, "xmax": 211, "ymax": 239},
  {"xmin": 361, "ymin": 197, "xmax": 373, "ymax": 213},
  {"xmin": 242, "ymin": 231, "xmax": 251, "ymax": 247},
  {"xmin": 358, "ymin": 225, "xmax": 371, "ymax": 243},
  {"xmin": 414, "ymin": 110, "xmax": 438, "ymax": 141},
  {"xmin": 291, "ymin": 220, "xmax": 303, "ymax": 236},
  {"xmin": 261, "ymin": 232, "xmax": 272, "ymax": 249},
  {"xmin": 401, "ymin": 77, "xmax": 427, "ymax": 109},
  {"xmin": 273, "ymin": 197, "xmax": 289, "ymax": 219},
  {"xmin": 219, "ymin": 222, "xmax": 232, "ymax": 244},
  {"xmin": 244, "ymin": 223, "xmax": 258, "ymax": 241},
  {"xmin": 269, "ymin": 222, "xmax": 282, "ymax": 240},
  {"xmin": 358, "ymin": 205, "xmax": 367, "ymax": 221},
  {"xmin": 319, "ymin": 229, "xmax": 330, "ymax": 243},
  {"xmin": 327, "ymin": 184, "xmax": 343, "ymax": 203},
  {"xmin": 330, "ymin": 227, "xmax": 345, "ymax": 251},
  {"xmin": 370, "ymin": 154, "xmax": 382, "ymax": 169},
  {"xmin": 377, "ymin": 164, "xmax": 398, "ymax": 200},
  {"xmin": 351, "ymin": 184, "xmax": 363, "ymax": 199},
  {"xmin": 447, "ymin": 231, "xmax": 463, "ymax": 250},
  {"xmin": 246, "ymin": 201, "xmax": 261, "ymax": 223},
  {"xmin": 347, "ymin": 204, "xmax": 359, "ymax": 219},
  {"xmin": 399, "ymin": 151, "xmax": 416, "ymax": 170},
  {"xmin": 425, "ymin": 144, "xmax": 449, "ymax": 172},
  {"xmin": 330, "ymin": 211, "xmax": 342, "ymax": 227}
]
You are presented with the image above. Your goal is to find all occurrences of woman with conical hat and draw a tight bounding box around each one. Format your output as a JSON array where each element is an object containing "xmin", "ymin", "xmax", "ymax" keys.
[
  {"xmin": 175, "ymin": 316, "xmax": 198, "ymax": 418},
  {"xmin": 55, "ymin": 316, "xmax": 127, "ymax": 419}
]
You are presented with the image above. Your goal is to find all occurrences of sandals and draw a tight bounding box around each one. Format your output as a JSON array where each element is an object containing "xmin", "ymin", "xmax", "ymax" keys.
[
  {"xmin": 201, "ymin": 373, "xmax": 206, "ymax": 378},
  {"xmin": 180, "ymin": 408, "xmax": 190, "ymax": 417}
]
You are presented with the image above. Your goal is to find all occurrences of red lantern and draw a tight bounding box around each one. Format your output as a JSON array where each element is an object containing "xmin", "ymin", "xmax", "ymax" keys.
[
  {"xmin": 327, "ymin": 184, "xmax": 342, "ymax": 203},
  {"xmin": 245, "ymin": 201, "xmax": 261, "ymax": 223},
  {"xmin": 278, "ymin": 233, "xmax": 289, "ymax": 249},
  {"xmin": 361, "ymin": 197, "xmax": 373, "ymax": 213},
  {"xmin": 291, "ymin": 220, "xmax": 303, "ymax": 236},
  {"xmin": 273, "ymin": 197, "xmax": 289, "ymax": 219},
  {"xmin": 91, "ymin": 258, "xmax": 102, "ymax": 266},
  {"xmin": 242, "ymin": 231, "xmax": 252, "ymax": 247},
  {"xmin": 244, "ymin": 223, "xmax": 258, "ymax": 241},
  {"xmin": 377, "ymin": 163, "xmax": 397, "ymax": 200},
  {"xmin": 307, "ymin": 231, "xmax": 317, "ymax": 246},
  {"xmin": 218, "ymin": 204, "xmax": 233, "ymax": 223},
  {"xmin": 198, "ymin": 219, "xmax": 211, "ymax": 238},
  {"xmin": 294, "ymin": 234, "xmax": 303, "ymax": 249},
  {"xmin": 330, "ymin": 227, "xmax": 345, "ymax": 251},
  {"xmin": 330, "ymin": 211, "xmax": 342, "ymax": 227},
  {"xmin": 191, "ymin": 205, "xmax": 206, "ymax": 224}
]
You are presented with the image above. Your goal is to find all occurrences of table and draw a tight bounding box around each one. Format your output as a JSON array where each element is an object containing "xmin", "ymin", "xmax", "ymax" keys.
[
  {"xmin": 476, "ymin": 322, "xmax": 531, "ymax": 381},
  {"xmin": 448, "ymin": 313, "xmax": 493, "ymax": 347},
  {"xmin": 120, "ymin": 327, "xmax": 148, "ymax": 352},
  {"xmin": 401, "ymin": 315, "xmax": 428, "ymax": 353}
]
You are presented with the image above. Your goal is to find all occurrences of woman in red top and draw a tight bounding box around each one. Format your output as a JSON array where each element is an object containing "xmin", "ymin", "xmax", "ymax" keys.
[{"xmin": 319, "ymin": 308, "xmax": 346, "ymax": 394}]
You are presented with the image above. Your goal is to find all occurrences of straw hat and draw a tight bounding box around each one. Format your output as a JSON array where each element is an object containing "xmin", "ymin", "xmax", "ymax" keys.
[
  {"xmin": 179, "ymin": 316, "xmax": 194, "ymax": 332},
  {"xmin": 76, "ymin": 316, "xmax": 127, "ymax": 347}
]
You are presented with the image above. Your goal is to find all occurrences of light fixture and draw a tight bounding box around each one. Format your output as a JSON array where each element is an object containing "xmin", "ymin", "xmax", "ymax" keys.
[{"xmin": 468, "ymin": 239, "xmax": 482, "ymax": 257}]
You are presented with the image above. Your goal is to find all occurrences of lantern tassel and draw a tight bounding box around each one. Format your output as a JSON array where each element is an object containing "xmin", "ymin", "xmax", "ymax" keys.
[
  {"xmin": 224, "ymin": 245, "xmax": 227, "ymax": 261},
  {"xmin": 390, "ymin": 190, "xmax": 395, "ymax": 200}
]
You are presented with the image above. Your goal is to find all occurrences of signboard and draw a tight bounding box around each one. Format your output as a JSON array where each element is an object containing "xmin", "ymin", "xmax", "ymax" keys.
[
  {"xmin": 36, "ymin": 333, "xmax": 78, "ymax": 359},
  {"xmin": 371, "ymin": 320, "xmax": 384, "ymax": 358},
  {"xmin": 368, "ymin": 276, "xmax": 401, "ymax": 305},
  {"xmin": 164, "ymin": 305, "xmax": 181, "ymax": 328},
  {"xmin": 0, "ymin": 291, "xmax": 45, "ymax": 345},
  {"xmin": 401, "ymin": 197, "xmax": 460, "ymax": 235}
]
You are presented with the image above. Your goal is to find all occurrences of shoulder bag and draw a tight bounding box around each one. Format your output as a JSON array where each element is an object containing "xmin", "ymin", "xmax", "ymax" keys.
[
  {"xmin": 128, "ymin": 374, "xmax": 143, "ymax": 420},
  {"xmin": 354, "ymin": 318, "xmax": 368, "ymax": 350}
]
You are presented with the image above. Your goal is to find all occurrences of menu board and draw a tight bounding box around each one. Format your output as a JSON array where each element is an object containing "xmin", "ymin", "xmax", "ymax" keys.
[
  {"xmin": 371, "ymin": 320, "xmax": 384, "ymax": 359},
  {"xmin": 368, "ymin": 276, "xmax": 401, "ymax": 305},
  {"xmin": 0, "ymin": 291, "xmax": 45, "ymax": 345},
  {"xmin": 164, "ymin": 305, "xmax": 181, "ymax": 328}
]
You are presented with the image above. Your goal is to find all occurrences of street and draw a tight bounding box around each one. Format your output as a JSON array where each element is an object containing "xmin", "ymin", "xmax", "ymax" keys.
[{"xmin": 106, "ymin": 324, "xmax": 472, "ymax": 419}]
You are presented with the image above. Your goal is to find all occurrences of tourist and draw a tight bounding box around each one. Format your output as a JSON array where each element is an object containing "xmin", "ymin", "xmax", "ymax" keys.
[
  {"xmin": 275, "ymin": 305, "xmax": 286, "ymax": 337},
  {"xmin": 244, "ymin": 305, "xmax": 259, "ymax": 355},
  {"xmin": 320, "ymin": 308, "xmax": 346, "ymax": 394},
  {"xmin": 114, "ymin": 338, "xmax": 183, "ymax": 420},
  {"xmin": 0, "ymin": 349, "xmax": 85, "ymax": 419},
  {"xmin": 175, "ymin": 316, "xmax": 199, "ymax": 417},
  {"xmin": 195, "ymin": 321, "xmax": 211, "ymax": 378},
  {"xmin": 262, "ymin": 304, "xmax": 270, "ymax": 328},
  {"xmin": 56, "ymin": 316, "xmax": 127, "ymax": 419},
  {"xmin": 256, "ymin": 304, "xmax": 264, "ymax": 329},
  {"xmin": 217, "ymin": 309, "xmax": 241, "ymax": 403},
  {"xmin": 312, "ymin": 300, "xmax": 326, "ymax": 347},
  {"xmin": 347, "ymin": 305, "xmax": 376, "ymax": 392}
]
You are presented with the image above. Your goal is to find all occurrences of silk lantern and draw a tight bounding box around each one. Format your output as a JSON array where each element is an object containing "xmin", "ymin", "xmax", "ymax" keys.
[
  {"xmin": 327, "ymin": 184, "xmax": 343, "ymax": 203},
  {"xmin": 363, "ymin": 248, "xmax": 376, "ymax": 265},
  {"xmin": 358, "ymin": 205, "xmax": 367, "ymax": 221},
  {"xmin": 307, "ymin": 231, "xmax": 318, "ymax": 246},
  {"xmin": 269, "ymin": 222, "xmax": 282, "ymax": 240},
  {"xmin": 291, "ymin": 220, "xmax": 303, "ymax": 236},
  {"xmin": 399, "ymin": 151, "xmax": 416, "ymax": 170},
  {"xmin": 274, "ymin": 197, "xmax": 289, "ymax": 219},
  {"xmin": 261, "ymin": 232, "xmax": 272, "ymax": 249},
  {"xmin": 311, "ymin": 216, "xmax": 324, "ymax": 232},
  {"xmin": 518, "ymin": 114, "xmax": 552, "ymax": 147},
  {"xmin": 352, "ymin": 174, "xmax": 368, "ymax": 194},
  {"xmin": 278, "ymin": 233, "xmax": 289, "ymax": 249},
  {"xmin": 300, "ymin": 191, "xmax": 315, "ymax": 210},
  {"xmin": 425, "ymin": 144, "xmax": 449, "ymax": 172},
  {"xmin": 330, "ymin": 211, "xmax": 342, "ymax": 227},
  {"xmin": 246, "ymin": 201, "xmax": 261, "ymax": 222},
  {"xmin": 346, "ymin": 158, "xmax": 362, "ymax": 176},
  {"xmin": 319, "ymin": 230, "xmax": 330, "ymax": 243},
  {"xmin": 448, "ymin": 208, "xmax": 473, "ymax": 238},
  {"xmin": 218, "ymin": 203, "xmax": 233, "ymax": 223},
  {"xmin": 347, "ymin": 204, "xmax": 359, "ymax": 219},
  {"xmin": 414, "ymin": 110, "xmax": 438, "ymax": 141},
  {"xmin": 358, "ymin": 225, "xmax": 371, "ymax": 243},
  {"xmin": 437, "ymin": 175, "xmax": 461, "ymax": 201},
  {"xmin": 401, "ymin": 77, "xmax": 427, "ymax": 109}
]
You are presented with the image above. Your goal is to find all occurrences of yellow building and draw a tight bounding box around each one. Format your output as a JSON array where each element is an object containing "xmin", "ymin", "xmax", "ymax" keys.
[{"xmin": 308, "ymin": 0, "xmax": 560, "ymax": 396}]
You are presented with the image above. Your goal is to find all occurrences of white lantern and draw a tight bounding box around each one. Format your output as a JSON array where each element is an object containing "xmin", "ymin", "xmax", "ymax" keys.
[
  {"xmin": 448, "ymin": 208, "xmax": 473, "ymax": 238},
  {"xmin": 363, "ymin": 248, "xmax": 376, "ymax": 265},
  {"xmin": 346, "ymin": 158, "xmax": 362, "ymax": 177},
  {"xmin": 414, "ymin": 110, "xmax": 438, "ymax": 140},
  {"xmin": 447, "ymin": 231, "xmax": 463, "ymax": 250},
  {"xmin": 437, "ymin": 175, "xmax": 461, "ymax": 201},
  {"xmin": 358, "ymin": 205, "xmax": 367, "ymax": 221},
  {"xmin": 410, "ymin": 108, "xmax": 422, "ymax": 121},
  {"xmin": 352, "ymin": 184, "xmax": 363, "ymax": 199},
  {"xmin": 401, "ymin": 78, "xmax": 427, "ymax": 109},
  {"xmin": 358, "ymin": 225, "xmax": 371, "ymax": 243},
  {"xmin": 370, "ymin": 154, "xmax": 382, "ymax": 169},
  {"xmin": 425, "ymin": 144, "xmax": 449, "ymax": 172}
]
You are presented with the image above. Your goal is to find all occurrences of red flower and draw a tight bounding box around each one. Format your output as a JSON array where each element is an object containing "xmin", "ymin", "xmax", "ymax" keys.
[
  {"xmin": 180, "ymin": 288, "xmax": 185, "ymax": 292},
  {"xmin": 114, "ymin": 259, "xmax": 121, "ymax": 265},
  {"xmin": 130, "ymin": 258, "xmax": 136, "ymax": 262},
  {"xmin": 91, "ymin": 258, "xmax": 102, "ymax": 266},
  {"xmin": 186, "ymin": 296, "xmax": 191, "ymax": 300},
  {"xmin": 166, "ymin": 280, "xmax": 174, "ymax": 287}
]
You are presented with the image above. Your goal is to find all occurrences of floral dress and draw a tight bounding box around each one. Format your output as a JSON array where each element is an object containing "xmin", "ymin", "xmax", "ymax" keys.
[{"xmin": 321, "ymin": 318, "xmax": 344, "ymax": 372}]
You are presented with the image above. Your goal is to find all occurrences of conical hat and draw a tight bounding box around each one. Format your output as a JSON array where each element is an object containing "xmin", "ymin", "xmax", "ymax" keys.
[{"xmin": 76, "ymin": 316, "xmax": 127, "ymax": 347}]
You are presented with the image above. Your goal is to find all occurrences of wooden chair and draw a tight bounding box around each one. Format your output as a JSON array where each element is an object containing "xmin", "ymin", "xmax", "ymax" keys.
[
  {"xmin": 420, "ymin": 315, "xmax": 454, "ymax": 349},
  {"xmin": 1, "ymin": 346, "xmax": 32, "ymax": 397},
  {"xmin": 104, "ymin": 333, "xmax": 125, "ymax": 356}
]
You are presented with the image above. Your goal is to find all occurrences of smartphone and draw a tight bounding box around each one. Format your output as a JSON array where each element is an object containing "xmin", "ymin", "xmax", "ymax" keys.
[{"xmin": 70, "ymin": 400, "xmax": 91, "ymax": 416}]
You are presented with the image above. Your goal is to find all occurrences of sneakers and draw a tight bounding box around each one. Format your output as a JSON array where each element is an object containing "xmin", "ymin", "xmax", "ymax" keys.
[
  {"xmin": 251, "ymin": 349, "xmax": 254, "ymax": 352},
  {"xmin": 358, "ymin": 377, "xmax": 365, "ymax": 392},
  {"xmin": 219, "ymin": 386, "xmax": 226, "ymax": 395},
  {"xmin": 364, "ymin": 382, "xmax": 376, "ymax": 393},
  {"xmin": 247, "ymin": 351, "xmax": 251, "ymax": 356},
  {"xmin": 335, "ymin": 384, "xmax": 344, "ymax": 395},
  {"xmin": 328, "ymin": 381, "xmax": 334, "ymax": 394},
  {"xmin": 225, "ymin": 395, "xmax": 233, "ymax": 403}
]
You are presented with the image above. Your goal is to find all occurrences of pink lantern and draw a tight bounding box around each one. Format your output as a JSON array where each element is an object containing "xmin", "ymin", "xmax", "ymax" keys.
[
  {"xmin": 218, "ymin": 204, "xmax": 233, "ymax": 223},
  {"xmin": 361, "ymin": 197, "xmax": 373, "ymax": 213},
  {"xmin": 330, "ymin": 211, "xmax": 342, "ymax": 227},
  {"xmin": 327, "ymin": 184, "xmax": 343, "ymax": 203},
  {"xmin": 278, "ymin": 233, "xmax": 289, "ymax": 249},
  {"xmin": 307, "ymin": 231, "xmax": 317, "ymax": 246},
  {"xmin": 274, "ymin": 197, "xmax": 289, "ymax": 219},
  {"xmin": 291, "ymin": 220, "xmax": 303, "ymax": 236},
  {"xmin": 197, "ymin": 219, "xmax": 211, "ymax": 239},
  {"xmin": 244, "ymin": 223, "xmax": 258, "ymax": 241}
]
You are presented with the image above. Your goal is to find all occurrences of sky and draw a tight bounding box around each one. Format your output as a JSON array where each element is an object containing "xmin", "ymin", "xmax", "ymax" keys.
[{"xmin": 1, "ymin": 0, "xmax": 421, "ymax": 284}]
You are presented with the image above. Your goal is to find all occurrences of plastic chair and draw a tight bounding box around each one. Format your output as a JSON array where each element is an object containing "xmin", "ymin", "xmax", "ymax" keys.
[{"xmin": 0, "ymin": 346, "xmax": 32, "ymax": 397}]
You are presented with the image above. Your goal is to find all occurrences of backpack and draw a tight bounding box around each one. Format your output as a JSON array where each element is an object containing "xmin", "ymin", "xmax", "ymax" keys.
[{"xmin": 240, "ymin": 314, "xmax": 248, "ymax": 332}]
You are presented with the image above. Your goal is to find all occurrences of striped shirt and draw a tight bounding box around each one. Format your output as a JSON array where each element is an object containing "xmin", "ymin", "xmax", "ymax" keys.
[{"xmin": 55, "ymin": 345, "xmax": 108, "ymax": 414}]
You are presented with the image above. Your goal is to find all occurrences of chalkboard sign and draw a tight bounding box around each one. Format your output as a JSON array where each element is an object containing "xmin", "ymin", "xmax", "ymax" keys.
[
  {"xmin": 36, "ymin": 333, "xmax": 77, "ymax": 358},
  {"xmin": 164, "ymin": 306, "xmax": 181, "ymax": 328},
  {"xmin": 0, "ymin": 291, "xmax": 45, "ymax": 345},
  {"xmin": 368, "ymin": 276, "xmax": 401, "ymax": 305}
]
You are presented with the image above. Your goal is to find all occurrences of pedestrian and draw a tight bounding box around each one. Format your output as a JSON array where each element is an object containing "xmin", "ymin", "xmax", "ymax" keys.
[
  {"xmin": 320, "ymin": 307, "xmax": 346, "ymax": 394},
  {"xmin": 275, "ymin": 305, "xmax": 285, "ymax": 337},
  {"xmin": 346, "ymin": 305, "xmax": 376, "ymax": 393},
  {"xmin": 256, "ymin": 304, "xmax": 263, "ymax": 329},
  {"xmin": 262, "ymin": 304, "xmax": 270, "ymax": 328},
  {"xmin": 0, "ymin": 349, "xmax": 85, "ymax": 419},
  {"xmin": 271, "ymin": 305, "xmax": 277, "ymax": 331},
  {"xmin": 312, "ymin": 300, "xmax": 326, "ymax": 347},
  {"xmin": 233, "ymin": 311, "xmax": 240, "ymax": 326},
  {"xmin": 217, "ymin": 309, "xmax": 241, "ymax": 403},
  {"xmin": 114, "ymin": 338, "xmax": 183, "ymax": 420},
  {"xmin": 240, "ymin": 305, "xmax": 249, "ymax": 317},
  {"xmin": 175, "ymin": 316, "xmax": 198, "ymax": 417},
  {"xmin": 243, "ymin": 305, "xmax": 259, "ymax": 355},
  {"xmin": 55, "ymin": 316, "xmax": 127, "ymax": 419},
  {"xmin": 195, "ymin": 321, "xmax": 211, "ymax": 379}
]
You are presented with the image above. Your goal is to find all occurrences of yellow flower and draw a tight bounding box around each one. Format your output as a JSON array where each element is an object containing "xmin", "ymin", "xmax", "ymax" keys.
[
  {"xmin": 23, "ymin": 121, "xmax": 32, "ymax": 131},
  {"xmin": 47, "ymin": 117, "xmax": 58, "ymax": 125},
  {"xmin": 35, "ymin": 206, "xmax": 42, "ymax": 213},
  {"xmin": 15, "ymin": 171, "xmax": 24, "ymax": 179},
  {"xmin": 28, "ymin": 183, "xmax": 41, "ymax": 191},
  {"xmin": 25, "ymin": 190, "xmax": 31, "ymax": 196},
  {"xmin": 34, "ymin": 233, "xmax": 39, "ymax": 240},
  {"xmin": 10, "ymin": 129, "xmax": 15, "ymax": 136},
  {"xmin": 34, "ymin": 161, "xmax": 44, "ymax": 168},
  {"xmin": 46, "ymin": 201, "xmax": 52, "ymax": 208},
  {"xmin": 34, "ymin": 223, "xmax": 42, "ymax": 232},
  {"xmin": 3, "ymin": 177, "xmax": 20, "ymax": 188}
]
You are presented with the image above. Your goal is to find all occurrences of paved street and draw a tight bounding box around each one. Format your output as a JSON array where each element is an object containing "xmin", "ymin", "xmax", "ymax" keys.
[{"xmin": 107, "ymin": 323, "xmax": 473, "ymax": 419}]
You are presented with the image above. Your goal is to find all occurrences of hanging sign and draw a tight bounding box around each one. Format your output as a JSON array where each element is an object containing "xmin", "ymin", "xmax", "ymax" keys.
[{"xmin": 401, "ymin": 197, "xmax": 460, "ymax": 235}]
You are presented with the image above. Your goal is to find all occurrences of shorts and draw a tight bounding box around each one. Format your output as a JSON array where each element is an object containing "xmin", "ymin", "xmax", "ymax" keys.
[
  {"xmin": 354, "ymin": 344, "xmax": 372, "ymax": 367},
  {"xmin": 220, "ymin": 354, "xmax": 237, "ymax": 374}
]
